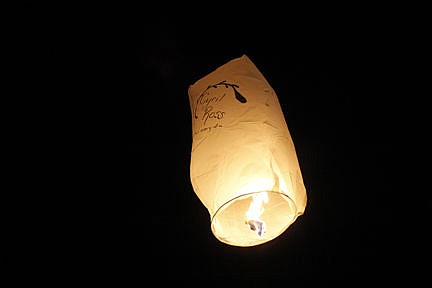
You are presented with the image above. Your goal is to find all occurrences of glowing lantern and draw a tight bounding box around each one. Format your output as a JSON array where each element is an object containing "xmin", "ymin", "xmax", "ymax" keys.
[{"xmin": 188, "ymin": 54, "xmax": 307, "ymax": 247}]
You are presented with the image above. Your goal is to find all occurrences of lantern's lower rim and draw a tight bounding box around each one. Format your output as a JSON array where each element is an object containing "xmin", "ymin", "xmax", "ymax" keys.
[{"xmin": 210, "ymin": 190, "xmax": 298, "ymax": 247}]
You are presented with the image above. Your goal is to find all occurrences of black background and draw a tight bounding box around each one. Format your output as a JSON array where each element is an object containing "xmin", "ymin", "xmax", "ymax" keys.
[
  {"xmin": 124, "ymin": 13, "xmax": 393, "ymax": 286},
  {"xmin": 22, "ymin": 4, "xmax": 398, "ymax": 286}
]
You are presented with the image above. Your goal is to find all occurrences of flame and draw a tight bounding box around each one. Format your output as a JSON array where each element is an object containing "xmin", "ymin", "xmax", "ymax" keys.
[{"xmin": 246, "ymin": 192, "xmax": 269, "ymax": 237}]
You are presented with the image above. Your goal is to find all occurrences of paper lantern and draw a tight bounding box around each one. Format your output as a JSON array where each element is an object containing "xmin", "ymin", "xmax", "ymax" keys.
[{"xmin": 188, "ymin": 55, "xmax": 307, "ymax": 247}]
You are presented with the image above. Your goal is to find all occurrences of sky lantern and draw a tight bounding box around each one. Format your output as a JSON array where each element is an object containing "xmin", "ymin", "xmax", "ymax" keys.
[{"xmin": 188, "ymin": 54, "xmax": 307, "ymax": 247}]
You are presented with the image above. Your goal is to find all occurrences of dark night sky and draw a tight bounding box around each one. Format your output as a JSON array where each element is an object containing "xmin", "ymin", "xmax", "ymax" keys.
[
  {"xmin": 123, "ymin": 13, "xmax": 392, "ymax": 286},
  {"xmin": 24, "ymin": 5, "xmax": 398, "ymax": 286}
]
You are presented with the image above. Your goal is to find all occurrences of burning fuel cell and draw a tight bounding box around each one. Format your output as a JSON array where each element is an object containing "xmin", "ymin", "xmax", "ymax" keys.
[
  {"xmin": 246, "ymin": 219, "xmax": 266, "ymax": 237},
  {"xmin": 245, "ymin": 192, "xmax": 268, "ymax": 237}
]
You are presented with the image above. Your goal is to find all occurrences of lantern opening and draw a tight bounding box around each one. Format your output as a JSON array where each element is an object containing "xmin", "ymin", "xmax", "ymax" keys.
[{"xmin": 211, "ymin": 191, "xmax": 298, "ymax": 247}]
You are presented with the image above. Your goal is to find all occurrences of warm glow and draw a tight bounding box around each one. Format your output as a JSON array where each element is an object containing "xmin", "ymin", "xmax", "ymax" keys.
[
  {"xmin": 245, "ymin": 192, "xmax": 269, "ymax": 237},
  {"xmin": 188, "ymin": 54, "xmax": 307, "ymax": 246}
]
